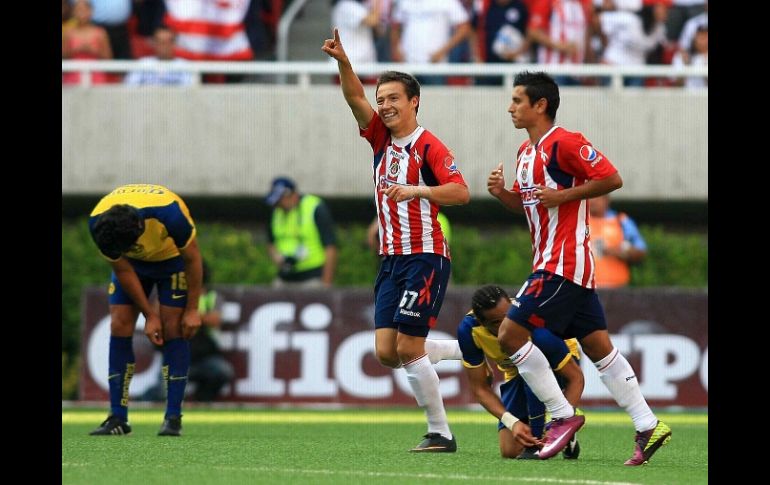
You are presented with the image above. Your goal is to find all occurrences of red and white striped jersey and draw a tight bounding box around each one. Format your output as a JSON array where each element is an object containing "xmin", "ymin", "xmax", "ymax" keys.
[
  {"xmin": 512, "ymin": 126, "xmax": 617, "ymax": 288},
  {"xmin": 360, "ymin": 114, "xmax": 467, "ymax": 258},
  {"xmin": 164, "ymin": 0, "xmax": 253, "ymax": 61}
]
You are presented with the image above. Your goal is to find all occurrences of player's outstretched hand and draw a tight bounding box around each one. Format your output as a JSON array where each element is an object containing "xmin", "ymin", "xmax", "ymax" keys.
[
  {"xmin": 322, "ymin": 28, "xmax": 347, "ymax": 62},
  {"xmin": 512, "ymin": 421, "xmax": 541, "ymax": 448}
]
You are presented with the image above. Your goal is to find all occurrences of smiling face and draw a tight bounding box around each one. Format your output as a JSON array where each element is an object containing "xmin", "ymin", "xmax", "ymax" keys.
[
  {"xmin": 477, "ymin": 297, "xmax": 511, "ymax": 337},
  {"xmin": 376, "ymin": 81, "xmax": 419, "ymax": 138}
]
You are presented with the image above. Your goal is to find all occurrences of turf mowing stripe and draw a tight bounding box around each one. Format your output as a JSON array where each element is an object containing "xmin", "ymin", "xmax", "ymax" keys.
[{"xmin": 62, "ymin": 410, "xmax": 707, "ymax": 425}]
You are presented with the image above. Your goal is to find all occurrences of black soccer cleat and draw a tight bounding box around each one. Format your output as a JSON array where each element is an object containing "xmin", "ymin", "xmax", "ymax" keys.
[
  {"xmin": 562, "ymin": 434, "xmax": 581, "ymax": 459},
  {"xmin": 409, "ymin": 432, "xmax": 457, "ymax": 452},
  {"xmin": 157, "ymin": 415, "xmax": 182, "ymax": 436},
  {"xmin": 517, "ymin": 447, "xmax": 541, "ymax": 459},
  {"xmin": 89, "ymin": 415, "xmax": 132, "ymax": 436}
]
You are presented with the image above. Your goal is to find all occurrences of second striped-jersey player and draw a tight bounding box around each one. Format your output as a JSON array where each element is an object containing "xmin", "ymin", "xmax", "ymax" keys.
[{"xmin": 512, "ymin": 125, "xmax": 617, "ymax": 288}]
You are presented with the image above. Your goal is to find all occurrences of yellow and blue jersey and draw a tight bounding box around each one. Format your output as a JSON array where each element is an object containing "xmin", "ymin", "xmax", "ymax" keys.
[
  {"xmin": 89, "ymin": 184, "xmax": 196, "ymax": 263},
  {"xmin": 457, "ymin": 300, "xmax": 580, "ymax": 383}
]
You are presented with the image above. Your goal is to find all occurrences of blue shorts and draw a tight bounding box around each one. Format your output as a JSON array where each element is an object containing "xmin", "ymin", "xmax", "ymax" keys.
[
  {"xmin": 507, "ymin": 270, "xmax": 607, "ymax": 340},
  {"xmin": 374, "ymin": 253, "xmax": 450, "ymax": 338},
  {"xmin": 496, "ymin": 369, "xmax": 571, "ymax": 432},
  {"xmin": 497, "ymin": 377, "xmax": 530, "ymax": 431},
  {"xmin": 108, "ymin": 256, "xmax": 188, "ymax": 308}
]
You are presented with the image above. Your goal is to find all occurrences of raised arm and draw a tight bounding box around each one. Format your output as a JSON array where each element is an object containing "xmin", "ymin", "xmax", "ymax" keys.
[{"xmin": 322, "ymin": 28, "xmax": 376, "ymax": 129}]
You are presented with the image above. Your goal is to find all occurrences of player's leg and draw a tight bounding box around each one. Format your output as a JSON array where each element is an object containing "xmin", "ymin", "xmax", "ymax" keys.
[
  {"xmin": 424, "ymin": 338, "xmax": 462, "ymax": 364},
  {"xmin": 156, "ymin": 265, "xmax": 191, "ymax": 436},
  {"xmin": 398, "ymin": 332, "xmax": 454, "ymax": 450},
  {"xmin": 497, "ymin": 271, "xmax": 587, "ymax": 458},
  {"xmin": 576, "ymin": 295, "xmax": 670, "ymax": 465},
  {"xmin": 497, "ymin": 273, "xmax": 576, "ymax": 421},
  {"xmin": 498, "ymin": 378, "xmax": 530, "ymax": 459},
  {"xmin": 373, "ymin": 257, "xmax": 401, "ymax": 367},
  {"xmin": 90, "ymin": 274, "xmax": 151, "ymax": 435},
  {"xmin": 394, "ymin": 254, "xmax": 455, "ymax": 452}
]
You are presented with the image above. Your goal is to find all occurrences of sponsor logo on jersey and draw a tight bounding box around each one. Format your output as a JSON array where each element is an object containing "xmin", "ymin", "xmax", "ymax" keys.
[
  {"xmin": 443, "ymin": 155, "xmax": 458, "ymax": 173},
  {"xmin": 580, "ymin": 145, "xmax": 598, "ymax": 162},
  {"xmin": 399, "ymin": 308, "xmax": 421, "ymax": 318}
]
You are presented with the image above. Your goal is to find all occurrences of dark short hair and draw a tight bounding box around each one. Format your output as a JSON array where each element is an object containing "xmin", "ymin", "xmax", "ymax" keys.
[
  {"xmin": 513, "ymin": 71, "xmax": 560, "ymax": 121},
  {"xmin": 471, "ymin": 285, "xmax": 509, "ymax": 322},
  {"xmin": 376, "ymin": 71, "xmax": 421, "ymax": 114},
  {"xmin": 91, "ymin": 204, "xmax": 144, "ymax": 259}
]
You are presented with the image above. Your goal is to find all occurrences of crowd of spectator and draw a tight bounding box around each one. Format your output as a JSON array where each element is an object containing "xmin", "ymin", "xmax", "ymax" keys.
[{"xmin": 62, "ymin": 0, "xmax": 707, "ymax": 87}]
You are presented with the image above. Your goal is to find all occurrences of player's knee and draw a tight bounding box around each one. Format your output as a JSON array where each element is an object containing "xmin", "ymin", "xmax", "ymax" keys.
[
  {"xmin": 580, "ymin": 330, "xmax": 613, "ymax": 362},
  {"xmin": 498, "ymin": 329, "xmax": 523, "ymax": 355},
  {"xmin": 500, "ymin": 443, "xmax": 522, "ymax": 459},
  {"xmin": 501, "ymin": 449, "xmax": 518, "ymax": 459},
  {"xmin": 110, "ymin": 319, "xmax": 135, "ymax": 337},
  {"xmin": 375, "ymin": 350, "xmax": 401, "ymax": 368}
]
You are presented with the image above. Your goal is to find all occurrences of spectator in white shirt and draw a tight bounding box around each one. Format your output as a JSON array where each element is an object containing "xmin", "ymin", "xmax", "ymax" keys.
[
  {"xmin": 124, "ymin": 26, "xmax": 195, "ymax": 86},
  {"xmin": 672, "ymin": 24, "xmax": 706, "ymax": 89},
  {"xmin": 331, "ymin": 0, "xmax": 380, "ymax": 65}
]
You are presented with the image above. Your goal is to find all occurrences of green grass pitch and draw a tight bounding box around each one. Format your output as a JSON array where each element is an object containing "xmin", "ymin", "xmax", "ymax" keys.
[{"xmin": 63, "ymin": 408, "xmax": 707, "ymax": 485}]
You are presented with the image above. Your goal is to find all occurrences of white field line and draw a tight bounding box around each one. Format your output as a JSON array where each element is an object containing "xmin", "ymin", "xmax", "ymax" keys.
[
  {"xmin": 62, "ymin": 410, "xmax": 707, "ymax": 425},
  {"xmin": 61, "ymin": 463, "xmax": 645, "ymax": 485}
]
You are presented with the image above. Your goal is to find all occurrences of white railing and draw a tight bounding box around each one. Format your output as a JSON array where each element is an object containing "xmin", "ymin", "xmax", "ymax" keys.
[
  {"xmin": 61, "ymin": 60, "xmax": 708, "ymax": 90},
  {"xmin": 276, "ymin": 0, "xmax": 310, "ymax": 65}
]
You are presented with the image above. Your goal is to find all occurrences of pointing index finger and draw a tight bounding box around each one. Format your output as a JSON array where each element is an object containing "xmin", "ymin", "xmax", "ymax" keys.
[{"xmin": 334, "ymin": 27, "xmax": 340, "ymax": 44}]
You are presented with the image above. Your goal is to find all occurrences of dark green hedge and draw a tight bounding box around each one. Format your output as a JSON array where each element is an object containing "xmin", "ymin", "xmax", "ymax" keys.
[{"xmin": 61, "ymin": 219, "xmax": 707, "ymax": 398}]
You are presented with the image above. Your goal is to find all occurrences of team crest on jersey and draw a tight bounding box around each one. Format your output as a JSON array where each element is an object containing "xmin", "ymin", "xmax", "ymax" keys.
[
  {"xmin": 580, "ymin": 145, "xmax": 598, "ymax": 162},
  {"xmin": 520, "ymin": 161, "xmax": 529, "ymax": 182},
  {"xmin": 388, "ymin": 159, "xmax": 400, "ymax": 178}
]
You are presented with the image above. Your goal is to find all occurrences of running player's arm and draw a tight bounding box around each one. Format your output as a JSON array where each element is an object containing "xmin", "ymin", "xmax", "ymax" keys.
[
  {"xmin": 322, "ymin": 28, "xmax": 375, "ymax": 128},
  {"xmin": 488, "ymin": 162, "xmax": 524, "ymax": 213},
  {"xmin": 535, "ymin": 135, "xmax": 622, "ymax": 208}
]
